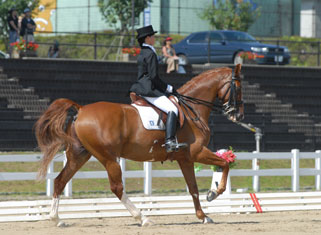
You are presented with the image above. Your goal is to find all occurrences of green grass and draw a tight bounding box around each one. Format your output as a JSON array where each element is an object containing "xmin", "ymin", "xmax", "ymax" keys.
[{"xmin": 0, "ymin": 154, "xmax": 318, "ymax": 199}]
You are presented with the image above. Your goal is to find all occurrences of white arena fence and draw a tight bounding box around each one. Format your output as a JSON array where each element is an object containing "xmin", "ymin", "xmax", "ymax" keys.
[
  {"xmin": 1, "ymin": 192, "xmax": 321, "ymax": 222},
  {"xmin": 0, "ymin": 149, "xmax": 320, "ymax": 197}
]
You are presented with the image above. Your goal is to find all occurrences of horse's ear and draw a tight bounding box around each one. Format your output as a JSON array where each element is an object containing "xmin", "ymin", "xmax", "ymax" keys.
[{"xmin": 234, "ymin": 64, "xmax": 242, "ymax": 78}]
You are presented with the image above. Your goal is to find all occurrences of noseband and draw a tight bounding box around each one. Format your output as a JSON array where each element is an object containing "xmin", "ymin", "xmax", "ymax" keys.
[{"xmin": 220, "ymin": 76, "xmax": 243, "ymax": 116}]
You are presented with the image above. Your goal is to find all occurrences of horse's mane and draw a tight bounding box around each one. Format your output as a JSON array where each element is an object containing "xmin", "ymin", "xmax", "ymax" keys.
[{"xmin": 178, "ymin": 67, "xmax": 231, "ymax": 95}]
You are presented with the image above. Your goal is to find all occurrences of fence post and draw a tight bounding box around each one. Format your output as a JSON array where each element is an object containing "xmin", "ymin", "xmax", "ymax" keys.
[
  {"xmin": 120, "ymin": 158, "xmax": 126, "ymax": 189},
  {"xmin": 291, "ymin": 149, "xmax": 300, "ymax": 192},
  {"xmin": 144, "ymin": 162, "xmax": 152, "ymax": 195},
  {"xmin": 252, "ymin": 151, "xmax": 260, "ymax": 192},
  {"xmin": 94, "ymin": 32, "xmax": 97, "ymax": 60},
  {"xmin": 207, "ymin": 30, "xmax": 211, "ymax": 63},
  {"xmin": 315, "ymin": 150, "xmax": 321, "ymax": 190},
  {"xmin": 64, "ymin": 151, "xmax": 72, "ymax": 197},
  {"xmin": 46, "ymin": 161, "xmax": 54, "ymax": 197},
  {"xmin": 317, "ymin": 41, "xmax": 320, "ymax": 66},
  {"xmin": 276, "ymin": 40, "xmax": 279, "ymax": 65}
]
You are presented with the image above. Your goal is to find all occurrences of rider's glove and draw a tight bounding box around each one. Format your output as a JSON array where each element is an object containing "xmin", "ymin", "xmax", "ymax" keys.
[
  {"xmin": 166, "ymin": 85, "xmax": 173, "ymax": 94},
  {"xmin": 166, "ymin": 85, "xmax": 178, "ymax": 95}
]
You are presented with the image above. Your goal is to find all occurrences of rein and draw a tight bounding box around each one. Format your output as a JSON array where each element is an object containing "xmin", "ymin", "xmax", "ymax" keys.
[
  {"xmin": 176, "ymin": 76, "xmax": 242, "ymax": 122},
  {"xmin": 176, "ymin": 93, "xmax": 222, "ymax": 121}
]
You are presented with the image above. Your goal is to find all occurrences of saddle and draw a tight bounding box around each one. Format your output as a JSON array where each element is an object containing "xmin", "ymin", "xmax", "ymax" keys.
[{"xmin": 130, "ymin": 92, "xmax": 184, "ymax": 128}]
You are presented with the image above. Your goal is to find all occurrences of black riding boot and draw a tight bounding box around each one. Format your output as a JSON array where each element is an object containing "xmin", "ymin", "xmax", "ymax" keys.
[{"xmin": 165, "ymin": 111, "xmax": 188, "ymax": 153}]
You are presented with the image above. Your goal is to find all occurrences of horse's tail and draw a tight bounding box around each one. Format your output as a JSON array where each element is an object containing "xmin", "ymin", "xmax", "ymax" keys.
[{"xmin": 35, "ymin": 98, "xmax": 81, "ymax": 180}]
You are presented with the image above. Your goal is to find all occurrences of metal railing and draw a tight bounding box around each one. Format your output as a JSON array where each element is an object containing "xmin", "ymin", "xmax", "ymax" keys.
[{"xmin": 7, "ymin": 31, "xmax": 321, "ymax": 66}]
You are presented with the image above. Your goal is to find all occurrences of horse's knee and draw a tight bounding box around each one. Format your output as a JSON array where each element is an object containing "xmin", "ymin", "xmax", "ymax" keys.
[
  {"xmin": 110, "ymin": 183, "xmax": 124, "ymax": 199},
  {"xmin": 222, "ymin": 160, "xmax": 229, "ymax": 169}
]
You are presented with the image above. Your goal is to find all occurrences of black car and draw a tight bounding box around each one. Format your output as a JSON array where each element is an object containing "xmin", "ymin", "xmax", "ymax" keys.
[{"xmin": 173, "ymin": 30, "xmax": 290, "ymax": 65}]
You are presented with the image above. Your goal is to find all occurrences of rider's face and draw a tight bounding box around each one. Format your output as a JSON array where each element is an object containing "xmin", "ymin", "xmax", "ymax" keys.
[{"xmin": 145, "ymin": 35, "xmax": 155, "ymax": 46}]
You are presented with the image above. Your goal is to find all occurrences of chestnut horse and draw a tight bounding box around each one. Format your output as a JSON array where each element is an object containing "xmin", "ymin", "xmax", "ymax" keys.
[{"xmin": 35, "ymin": 64, "xmax": 244, "ymax": 226}]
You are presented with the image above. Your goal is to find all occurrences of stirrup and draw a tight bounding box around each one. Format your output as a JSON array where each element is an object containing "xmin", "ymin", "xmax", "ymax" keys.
[{"xmin": 164, "ymin": 137, "xmax": 188, "ymax": 153}]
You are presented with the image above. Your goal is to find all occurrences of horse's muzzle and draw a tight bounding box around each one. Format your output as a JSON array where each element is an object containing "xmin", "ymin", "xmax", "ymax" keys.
[
  {"xmin": 227, "ymin": 112, "xmax": 244, "ymax": 123},
  {"xmin": 236, "ymin": 112, "xmax": 244, "ymax": 122}
]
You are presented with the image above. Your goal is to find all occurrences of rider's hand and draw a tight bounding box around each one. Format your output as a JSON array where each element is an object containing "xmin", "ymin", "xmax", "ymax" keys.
[
  {"xmin": 165, "ymin": 85, "xmax": 178, "ymax": 96},
  {"xmin": 172, "ymin": 88, "xmax": 178, "ymax": 95}
]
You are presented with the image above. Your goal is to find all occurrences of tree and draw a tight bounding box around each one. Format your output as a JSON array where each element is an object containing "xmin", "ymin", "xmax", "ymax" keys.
[
  {"xmin": 98, "ymin": 0, "xmax": 153, "ymax": 33},
  {"xmin": 200, "ymin": 0, "xmax": 261, "ymax": 32},
  {"xmin": 0, "ymin": 0, "xmax": 40, "ymax": 49},
  {"xmin": 98, "ymin": 0, "xmax": 153, "ymax": 60}
]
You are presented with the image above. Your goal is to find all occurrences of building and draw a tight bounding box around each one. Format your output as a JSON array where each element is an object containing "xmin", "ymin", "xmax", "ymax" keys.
[
  {"xmin": 157, "ymin": 0, "xmax": 302, "ymax": 37},
  {"xmin": 33, "ymin": 0, "xmax": 319, "ymax": 39},
  {"xmin": 34, "ymin": 0, "xmax": 108, "ymax": 33},
  {"xmin": 300, "ymin": 0, "xmax": 321, "ymax": 38},
  {"xmin": 248, "ymin": 0, "xmax": 301, "ymax": 37},
  {"xmin": 34, "ymin": 0, "xmax": 212, "ymax": 34}
]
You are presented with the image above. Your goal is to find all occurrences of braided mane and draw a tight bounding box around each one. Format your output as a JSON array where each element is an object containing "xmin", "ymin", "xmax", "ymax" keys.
[{"xmin": 178, "ymin": 67, "xmax": 232, "ymax": 96}]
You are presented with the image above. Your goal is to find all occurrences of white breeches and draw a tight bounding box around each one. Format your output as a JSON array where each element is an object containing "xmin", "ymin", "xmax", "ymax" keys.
[{"xmin": 144, "ymin": 96, "xmax": 178, "ymax": 116}]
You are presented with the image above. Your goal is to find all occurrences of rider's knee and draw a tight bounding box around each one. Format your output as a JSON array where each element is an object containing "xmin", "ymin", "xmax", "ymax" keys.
[{"xmin": 168, "ymin": 105, "xmax": 178, "ymax": 116}]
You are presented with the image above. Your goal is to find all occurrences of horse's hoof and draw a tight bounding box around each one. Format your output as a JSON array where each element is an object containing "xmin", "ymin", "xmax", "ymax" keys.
[
  {"xmin": 142, "ymin": 217, "xmax": 153, "ymax": 227},
  {"xmin": 49, "ymin": 216, "xmax": 67, "ymax": 227},
  {"xmin": 57, "ymin": 221, "xmax": 67, "ymax": 227},
  {"xmin": 203, "ymin": 216, "xmax": 214, "ymax": 224},
  {"xmin": 206, "ymin": 189, "xmax": 219, "ymax": 202},
  {"xmin": 49, "ymin": 216, "xmax": 59, "ymax": 226}
]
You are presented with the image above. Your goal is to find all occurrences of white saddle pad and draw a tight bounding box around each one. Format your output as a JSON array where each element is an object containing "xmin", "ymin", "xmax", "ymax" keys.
[{"xmin": 132, "ymin": 104, "xmax": 165, "ymax": 130}]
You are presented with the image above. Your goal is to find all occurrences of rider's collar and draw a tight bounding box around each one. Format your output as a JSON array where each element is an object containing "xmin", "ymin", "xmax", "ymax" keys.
[{"xmin": 142, "ymin": 43, "xmax": 157, "ymax": 55}]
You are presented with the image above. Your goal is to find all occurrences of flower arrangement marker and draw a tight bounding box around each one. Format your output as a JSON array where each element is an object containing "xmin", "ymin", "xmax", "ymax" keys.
[
  {"xmin": 122, "ymin": 47, "xmax": 141, "ymax": 56},
  {"xmin": 10, "ymin": 40, "xmax": 39, "ymax": 52}
]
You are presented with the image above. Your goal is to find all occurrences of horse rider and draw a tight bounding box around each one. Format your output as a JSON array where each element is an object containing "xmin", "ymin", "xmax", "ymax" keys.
[{"xmin": 129, "ymin": 25, "xmax": 188, "ymax": 153}]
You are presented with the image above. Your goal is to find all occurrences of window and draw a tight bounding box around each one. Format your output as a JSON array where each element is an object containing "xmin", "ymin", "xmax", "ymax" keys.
[
  {"xmin": 223, "ymin": 32, "xmax": 257, "ymax": 42},
  {"xmin": 210, "ymin": 32, "xmax": 223, "ymax": 43},
  {"xmin": 189, "ymin": 32, "xmax": 207, "ymax": 43}
]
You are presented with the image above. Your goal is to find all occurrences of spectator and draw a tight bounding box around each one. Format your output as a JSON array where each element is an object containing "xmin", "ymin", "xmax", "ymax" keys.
[
  {"xmin": 162, "ymin": 37, "xmax": 179, "ymax": 73},
  {"xmin": 20, "ymin": 8, "xmax": 36, "ymax": 43},
  {"xmin": 48, "ymin": 41, "xmax": 59, "ymax": 58},
  {"xmin": 7, "ymin": 7, "xmax": 19, "ymax": 56}
]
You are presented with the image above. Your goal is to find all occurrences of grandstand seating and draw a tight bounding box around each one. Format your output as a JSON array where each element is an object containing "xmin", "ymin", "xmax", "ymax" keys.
[
  {"xmin": 0, "ymin": 97, "xmax": 36, "ymax": 151},
  {"xmin": 0, "ymin": 59, "xmax": 320, "ymax": 152},
  {"xmin": 241, "ymin": 66, "xmax": 321, "ymax": 150}
]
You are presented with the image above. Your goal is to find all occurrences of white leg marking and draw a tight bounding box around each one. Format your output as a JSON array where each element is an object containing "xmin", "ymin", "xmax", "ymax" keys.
[
  {"xmin": 49, "ymin": 197, "xmax": 66, "ymax": 227},
  {"xmin": 49, "ymin": 197, "xmax": 59, "ymax": 221},
  {"xmin": 121, "ymin": 192, "xmax": 142, "ymax": 220},
  {"xmin": 121, "ymin": 192, "xmax": 153, "ymax": 226}
]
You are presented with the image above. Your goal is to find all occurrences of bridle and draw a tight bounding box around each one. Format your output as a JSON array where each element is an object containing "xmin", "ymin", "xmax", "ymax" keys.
[
  {"xmin": 176, "ymin": 75, "xmax": 243, "ymax": 121},
  {"xmin": 220, "ymin": 76, "xmax": 243, "ymax": 116}
]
